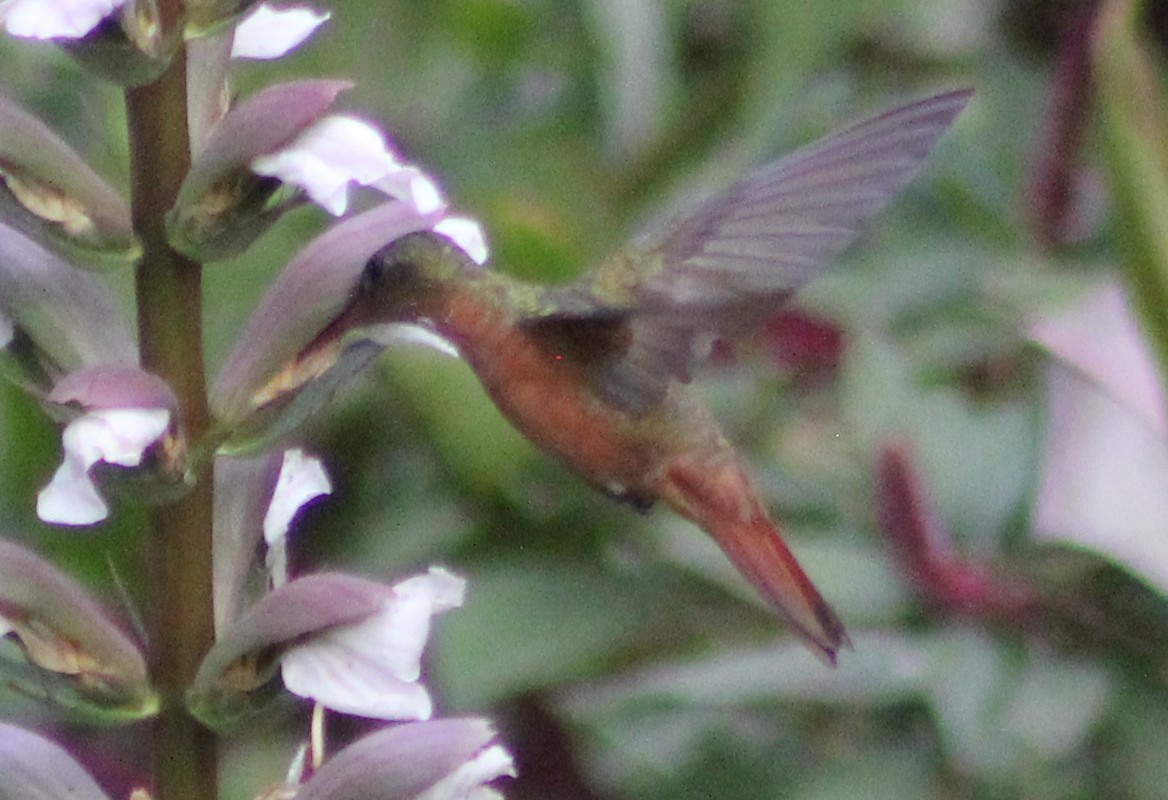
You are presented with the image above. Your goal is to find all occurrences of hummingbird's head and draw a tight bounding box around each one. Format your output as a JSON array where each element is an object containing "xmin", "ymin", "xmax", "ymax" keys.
[{"xmin": 359, "ymin": 230, "xmax": 480, "ymax": 314}]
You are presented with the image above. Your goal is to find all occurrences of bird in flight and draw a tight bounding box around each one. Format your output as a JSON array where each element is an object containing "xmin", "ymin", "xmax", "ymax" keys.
[{"xmin": 330, "ymin": 89, "xmax": 971, "ymax": 664}]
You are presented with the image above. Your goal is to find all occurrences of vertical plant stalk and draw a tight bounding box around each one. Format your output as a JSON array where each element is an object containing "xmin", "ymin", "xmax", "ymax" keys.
[{"xmin": 125, "ymin": 1, "xmax": 217, "ymax": 797}]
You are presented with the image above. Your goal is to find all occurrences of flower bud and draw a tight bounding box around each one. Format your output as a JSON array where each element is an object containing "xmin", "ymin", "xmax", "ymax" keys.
[
  {"xmin": 1, "ymin": 0, "xmax": 178, "ymax": 85},
  {"xmin": 190, "ymin": 569, "xmax": 463, "ymax": 729},
  {"xmin": 211, "ymin": 200, "xmax": 442, "ymax": 449},
  {"xmin": 60, "ymin": 0, "xmax": 178, "ymax": 86},
  {"xmin": 0, "ymin": 722, "xmax": 115, "ymax": 799},
  {"xmin": 0, "ymin": 538, "xmax": 156, "ymax": 720},
  {"xmin": 168, "ymin": 79, "xmax": 352, "ymax": 261},
  {"xmin": 0, "ymin": 93, "xmax": 138, "ymax": 269},
  {"xmin": 295, "ymin": 719, "xmax": 515, "ymax": 800},
  {"xmin": 0, "ymin": 223, "xmax": 136, "ymax": 394}
]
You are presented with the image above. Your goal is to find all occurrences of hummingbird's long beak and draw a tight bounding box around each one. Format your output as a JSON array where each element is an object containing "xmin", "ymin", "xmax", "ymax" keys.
[
  {"xmin": 709, "ymin": 510, "xmax": 850, "ymax": 664},
  {"xmin": 661, "ymin": 457, "xmax": 849, "ymax": 664}
]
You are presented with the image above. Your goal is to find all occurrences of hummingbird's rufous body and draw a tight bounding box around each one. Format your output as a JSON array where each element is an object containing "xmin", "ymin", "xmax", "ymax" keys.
[{"xmin": 347, "ymin": 90, "xmax": 972, "ymax": 663}]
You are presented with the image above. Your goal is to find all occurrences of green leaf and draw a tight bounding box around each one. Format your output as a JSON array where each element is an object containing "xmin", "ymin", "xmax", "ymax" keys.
[
  {"xmin": 434, "ymin": 559, "xmax": 656, "ymax": 708},
  {"xmin": 841, "ymin": 331, "xmax": 1038, "ymax": 546}
]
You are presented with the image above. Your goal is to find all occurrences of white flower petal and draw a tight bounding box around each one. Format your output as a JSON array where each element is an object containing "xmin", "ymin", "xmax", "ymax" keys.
[
  {"xmin": 265, "ymin": 533, "xmax": 290, "ymax": 589},
  {"xmin": 251, "ymin": 116, "xmax": 446, "ymax": 216},
  {"xmin": 1034, "ymin": 363, "xmax": 1168, "ymax": 595},
  {"xmin": 282, "ymin": 646, "xmax": 434, "ymax": 720},
  {"xmin": 263, "ymin": 448, "xmax": 331, "ymax": 586},
  {"xmin": 263, "ymin": 448, "xmax": 331, "ymax": 546},
  {"xmin": 434, "ymin": 217, "xmax": 489, "ymax": 265},
  {"xmin": 37, "ymin": 450, "xmax": 108, "ymax": 526},
  {"xmin": 0, "ymin": 310, "xmax": 13, "ymax": 349},
  {"xmin": 36, "ymin": 408, "xmax": 170, "ymax": 526},
  {"xmin": 231, "ymin": 3, "xmax": 330, "ymax": 59},
  {"xmin": 371, "ymin": 169, "xmax": 446, "ymax": 215},
  {"xmin": 369, "ymin": 323, "xmax": 461, "ymax": 358},
  {"xmin": 410, "ymin": 174, "xmax": 446, "ymax": 215},
  {"xmin": 0, "ymin": 0, "xmax": 123, "ymax": 38},
  {"xmin": 280, "ymin": 567, "xmax": 466, "ymax": 719},
  {"xmin": 416, "ymin": 744, "xmax": 517, "ymax": 800},
  {"xmin": 1032, "ymin": 284, "xmax": 1168, "ymax": 594}
]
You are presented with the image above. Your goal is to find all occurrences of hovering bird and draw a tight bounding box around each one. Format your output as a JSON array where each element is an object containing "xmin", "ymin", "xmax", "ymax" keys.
[{"xmin": 351, "ymin": 90, "xmax": 971, "ymax": 663}]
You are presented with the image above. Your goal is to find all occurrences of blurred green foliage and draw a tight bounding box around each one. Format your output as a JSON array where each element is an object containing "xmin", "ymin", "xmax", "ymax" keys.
[{"xmin": 4, "ymin": 0, "xmax": 1168, "ymax": 799}]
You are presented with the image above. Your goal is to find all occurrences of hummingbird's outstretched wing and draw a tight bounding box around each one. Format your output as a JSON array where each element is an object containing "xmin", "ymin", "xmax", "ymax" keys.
[{"xmin": 526, "ymin": 89, "xmax": 972, "ymax": 414}]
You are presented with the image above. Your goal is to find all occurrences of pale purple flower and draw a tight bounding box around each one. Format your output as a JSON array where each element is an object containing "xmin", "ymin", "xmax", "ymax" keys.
[
  {"xmin": 281, "ymin": 567, "xmax": 465, "ymax": 720},
  {"xmin": 250, "ymin": 116, "xmax": 446, "ymax": 216},
  {"xmin": 0, "ymin": 722, "xmax": 114, "ymax": 800},
  {"xmin": 0, "ymin": 0, "xmax": 122, "ymax": 39},
  {"xmin": 1031, "ymin": 283, "xmax": 1168, "ymax": 593},
  {"xmin": 294, "ymin": 718, "xmax": 515, "ymax": 800},
  {"xmin": 232, "ymin": 3, "xmax": 331, "ymax": 60},
  {"xmin": 37, "ymin": 407, "xmax": 170, "ymax": 526},
  {"xmin": 263, "ymin": 448, "xmax": 332, "ymax": 586}
]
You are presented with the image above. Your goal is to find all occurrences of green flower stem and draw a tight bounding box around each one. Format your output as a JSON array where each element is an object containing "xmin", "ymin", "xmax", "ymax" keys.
[
  {"xmin": 125, "ymin": 2, "xmax": 217, "ymax": 797},
  {"xmin": 1093, "ymin": 0, "xmax": 1168, "ymax": 406}
]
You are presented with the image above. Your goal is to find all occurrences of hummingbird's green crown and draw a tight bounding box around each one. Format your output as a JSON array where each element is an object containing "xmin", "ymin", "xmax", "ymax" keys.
[
  {"xmin": 361, "ymin": 229, "xmax": 551, "ymax": 319},
  {"xmin": 362, "ymin": 230, "xmax": 479, "ymax": 295}
]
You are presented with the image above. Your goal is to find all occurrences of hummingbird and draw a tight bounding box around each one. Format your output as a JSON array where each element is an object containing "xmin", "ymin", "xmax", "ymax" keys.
[{"xmin": 344, "ymin": 90, "xmax": 971, "ymax": 664}]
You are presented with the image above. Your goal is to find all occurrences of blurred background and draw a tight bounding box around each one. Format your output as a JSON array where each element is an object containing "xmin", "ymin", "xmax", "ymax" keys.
[{"xmin": 5, "ymin": 0, "xmax": 1168, "ymax": 798}]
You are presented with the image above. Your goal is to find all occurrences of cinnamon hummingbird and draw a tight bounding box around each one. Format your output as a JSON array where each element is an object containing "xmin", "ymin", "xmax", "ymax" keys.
[{"xmin": 351, "ymin": 90, "xmax": 971, "ymax": 663}]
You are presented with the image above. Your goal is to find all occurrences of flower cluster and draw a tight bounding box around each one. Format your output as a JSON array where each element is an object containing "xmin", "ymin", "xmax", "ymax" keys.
[{"xmin": 0, "ymin": 0, "xmax": 513, "ymax": 797}]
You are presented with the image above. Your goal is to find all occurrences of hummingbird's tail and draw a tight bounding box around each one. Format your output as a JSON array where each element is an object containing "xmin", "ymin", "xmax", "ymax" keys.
[{"xmin": 659, "ymin": 455, "xmax": 849, "ymax": 664}]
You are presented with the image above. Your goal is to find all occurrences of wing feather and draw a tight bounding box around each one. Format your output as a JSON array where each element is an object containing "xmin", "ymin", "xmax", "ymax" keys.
[
  {"xmin": 639, "ymin": 89, "xmax": 973, "ymax": 304},
  {"xmin": 524, "ymin": 89, "xmax": 972, "ymax": 414}
]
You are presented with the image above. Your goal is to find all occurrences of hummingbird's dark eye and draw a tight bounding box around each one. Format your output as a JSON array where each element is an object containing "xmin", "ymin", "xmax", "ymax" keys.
[
  {"xmin": 361, "ymin": 244, "xmax": 411, "ymax": 294},
  {"xmin": 358, "ymin": 254, "xmax": 387, "ymax": 296}
]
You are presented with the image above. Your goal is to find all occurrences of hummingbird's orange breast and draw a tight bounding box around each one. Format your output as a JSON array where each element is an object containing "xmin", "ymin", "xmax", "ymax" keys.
[{"xmin": 432, "ymin": 285, "xmax": 661, "ymax": 494}]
